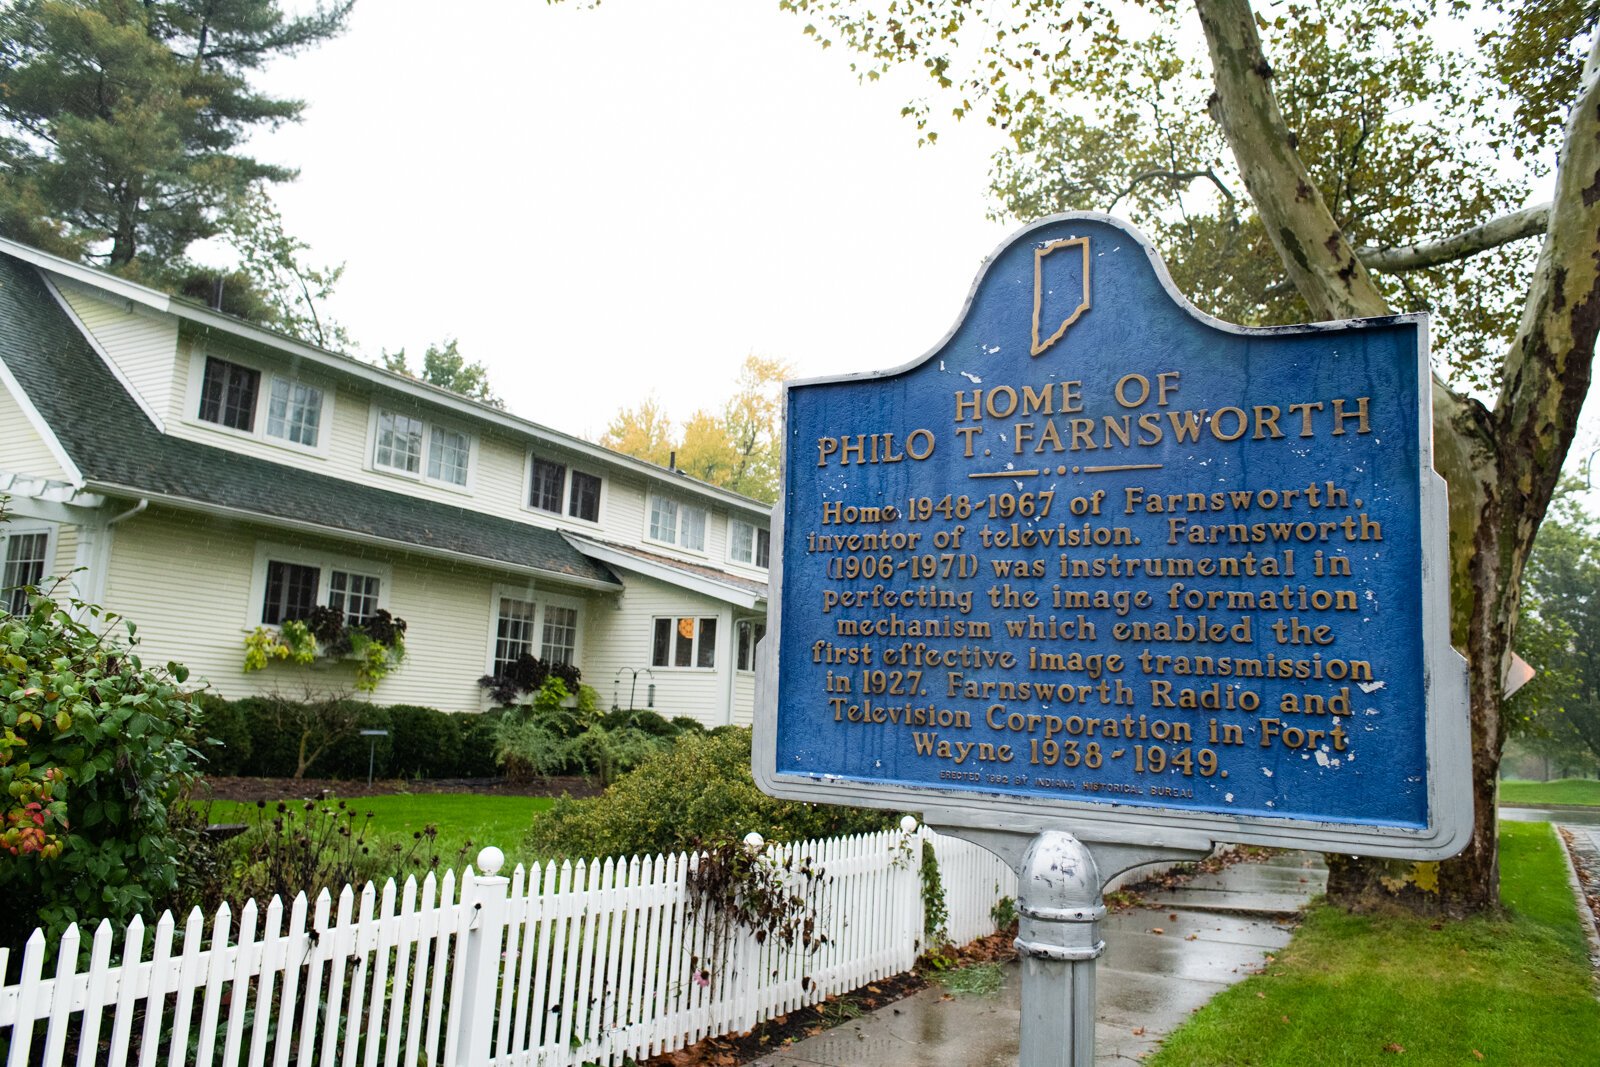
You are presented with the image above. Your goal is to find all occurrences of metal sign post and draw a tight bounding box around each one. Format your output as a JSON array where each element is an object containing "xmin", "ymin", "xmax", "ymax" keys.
[
  {"xmin": 359, "ymin": 728, "xmax": 389, "ymax": 786},
  {"xmin": 755, "ymin": 214, "xmax": 1471, "ymax": 1064}
]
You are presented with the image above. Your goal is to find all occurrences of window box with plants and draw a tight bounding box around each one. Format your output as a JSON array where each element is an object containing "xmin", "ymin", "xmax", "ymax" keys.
[{"xmin": 243, "ymin": 606, "xmax": 408, "ymax": 692}]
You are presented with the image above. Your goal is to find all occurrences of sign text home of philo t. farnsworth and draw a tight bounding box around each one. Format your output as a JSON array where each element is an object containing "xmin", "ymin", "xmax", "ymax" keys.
[{"xmin": 753, "ymin": 214, "xmax": 1471, "ymax": 859}]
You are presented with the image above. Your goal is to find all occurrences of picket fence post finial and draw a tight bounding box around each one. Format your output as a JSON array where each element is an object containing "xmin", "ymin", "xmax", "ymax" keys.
[{"xmin": 456, "ymin": 845, "xmax": 512, "ymax": 1066}]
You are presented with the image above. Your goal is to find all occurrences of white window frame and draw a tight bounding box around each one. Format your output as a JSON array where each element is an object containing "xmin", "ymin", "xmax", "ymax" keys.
[
  {"xmin": 247, "ymin": 542, "xmax": 392, "ymax": 629},
  {"xmin": 484, "ymin": 586, "xmax": 585, "ymax": 675},
  {"xmin": 646, "ymin": 494, "xmax": 708, "ymax": 554},
  {"xmin": 727, "ymin": 518, "xmax": 771, "ymax": 569},
  {"xmin": 367, "ymin": 404, "xmax": 477, "ymax": 492},
  {"xmin": 650, "ymin": 614, "xmax": 720, "ymax": 671},
  {"xmin": 522, "ymin": 452, "xmax": 604, "ymax": 527},
  {"xmin": 1, "ymin": 522, "xmax": 56, "ymax": 614},
  {"xmin": 735, "ymin": 618, "xmax": 767, "ymax": 673},
  {"xmin": 185, "ymin": 347, "xmax": 333, "ymax": 457}
]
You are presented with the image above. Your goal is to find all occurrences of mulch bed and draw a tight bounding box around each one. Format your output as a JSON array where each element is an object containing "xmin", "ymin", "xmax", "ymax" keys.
[{"xmin": 195, "ymin": 775, "xmax": 603, "ymax": 802}]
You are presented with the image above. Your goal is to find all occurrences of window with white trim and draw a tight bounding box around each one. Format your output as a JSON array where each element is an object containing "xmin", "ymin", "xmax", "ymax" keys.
[
  {"xmin": 648, "ymin": 496, "xmax": 707, "ymax": 551},
  {"xmin": 328, "ymin": 570, "xmax": 382, "ymax": 626},
  {"xmin": 428, "ymin": 426, "xmax": 471, "ymax": 486},
  {"xmin": 651, "ymin": 616, "xmax": 718, "ymax": 669},
  {"xmin": 195, "ymin": 355, "xmax": 326, "ymax": 449},
  {"xmin": 375, "ymin": 410, "xmax": 425, "ymax": 472},
  {"xmin": 266, "ymin": 377, "xmax": 324, "ymax": 447},
  {"xmin": 373, "ymin": 408, "xmax": 473, "ymax": 487},
  {"xmin": 491, "ymin": 592, "xmax": 583, "ymax": 675},
  {"xmin": 199, "ymin": 357, "xmax": 259, "ymax": 431},
  {"xmin": 1, "ymin": 526, "xmax": 53, "ymax": 615},
  {"xmin": 729, "ymin": 519, "xmax": 770, "ymax": 568},
  {"xmin": 254, "ymin": 547, "xmax": 389, "ymax": 627},
  {"xmin": 736, "ymin": 619, "xmax": 767, "ymax": 672},
  {"xmin": 527, "ymin": 457, "xmax": 602, "ymax": 522}
]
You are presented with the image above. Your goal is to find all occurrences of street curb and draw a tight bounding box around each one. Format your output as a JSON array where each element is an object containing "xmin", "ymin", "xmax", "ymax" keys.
[{"xmin": 1554, "ymin": 825, "xmax": 1600, "ymax": 1000}]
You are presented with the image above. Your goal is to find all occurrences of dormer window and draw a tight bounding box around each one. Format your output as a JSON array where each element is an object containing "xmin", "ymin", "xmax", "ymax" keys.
[
  {"xmin": 729, "ymin": 519, "xmax": 770, "ymax": 568},
  {"xmin": 527, "ymin": 457, "xmax": 602, "ymax": 522},
  {"xmin": 196, "ymin": 354, "xmax": 325, "ymax": 449},
  {"xmin": 648, "ymin": 495, "xmax": 706, "ymax": 551},
  {"xmin": 375, "ymin": 410, "xmax": 425, "ymax": 472},
  {"xmin": 267, "ymin": 378, "xmax": 323, "ymax": 446},
  {"xmin": 373, "ymin": 408, "xmax": 473, "ymax": 488},
  {"xmin": 199, "ymin": 357, "xmax": 260, "ymax": 431}
]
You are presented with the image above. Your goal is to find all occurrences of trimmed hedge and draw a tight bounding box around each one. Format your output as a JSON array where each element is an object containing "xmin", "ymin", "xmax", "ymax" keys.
[{"xmin": 196, "ymin": 694, "xmax": 506, "ymax": 780}]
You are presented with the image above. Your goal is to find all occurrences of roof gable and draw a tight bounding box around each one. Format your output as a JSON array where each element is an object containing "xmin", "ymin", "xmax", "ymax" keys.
[{"xmin": 0, "ymin": 252, "xmax": 620, "ymax": 589}]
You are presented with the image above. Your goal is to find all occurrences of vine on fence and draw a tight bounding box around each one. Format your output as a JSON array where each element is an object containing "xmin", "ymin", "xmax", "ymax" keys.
[
  {"xmin": 684, "ymin": 835, "xmax": 829, "ymax": 984},
  {"xmin": 919, "ymin": 838, "xmax": 955, "ymax": 968}
]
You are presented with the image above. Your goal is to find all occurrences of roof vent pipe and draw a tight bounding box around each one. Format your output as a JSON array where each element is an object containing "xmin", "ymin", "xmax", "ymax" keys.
[{"xmin": 669, "ymin": 451, "xmax": 677, "ymax": 472}]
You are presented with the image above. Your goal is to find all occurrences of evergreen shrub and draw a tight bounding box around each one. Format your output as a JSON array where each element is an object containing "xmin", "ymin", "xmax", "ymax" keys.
[
  {"xmin": 387, "ymin": 704, "xmax": 464, "ymax": 778},
  {"xmin": 527, "ymin": 728, "xmax": 896, "ymax": 859}
]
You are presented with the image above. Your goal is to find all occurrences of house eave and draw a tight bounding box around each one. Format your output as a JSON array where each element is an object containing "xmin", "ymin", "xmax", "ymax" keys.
[
  {"xmin": 83, "ymin": 481, "xmax": 626, "ymax": 594},
  {"xmin": 564, "ymin": 532, "xmax": 767, "ymax": 610}
]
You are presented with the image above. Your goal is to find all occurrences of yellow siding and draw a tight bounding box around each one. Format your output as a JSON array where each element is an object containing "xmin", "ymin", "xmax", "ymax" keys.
[
  {"xmin": 582, "ymin": 571, "xmax": 733, "ymax": 726},
  {"xmin": 0, "ymin": 382, "xmax": 68, "ymax": 479},
  {"xmin": 56, "ymin": 283, "xmax": 180, "ymax": 421},
  {"xmin": 98, "ymin": 506, "xmax": 607, "ymax": 713},
  {"xmin": 49, "ymin": 524, "xmax": 80, "ymax": 604},
  {"xmin": 733, "ymin": 670, "xmax": 756, "ymax": 727}
]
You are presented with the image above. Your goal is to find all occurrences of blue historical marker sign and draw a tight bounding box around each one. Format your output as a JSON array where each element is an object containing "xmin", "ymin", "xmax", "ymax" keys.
[{"xmin": 754, "ymin": 215, "xmax": 1472, "ymax": 859}]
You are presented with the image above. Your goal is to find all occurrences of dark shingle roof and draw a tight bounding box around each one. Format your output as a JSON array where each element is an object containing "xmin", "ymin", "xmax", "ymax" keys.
[{"xmin": 0, "ymin": 252, "xmax": 620, "ymax": 589}]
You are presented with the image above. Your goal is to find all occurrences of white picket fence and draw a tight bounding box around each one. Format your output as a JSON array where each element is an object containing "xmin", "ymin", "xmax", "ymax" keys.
[{"xmin": 0, "ymin": 826, "xmax": 1014, "ymax": 1067}]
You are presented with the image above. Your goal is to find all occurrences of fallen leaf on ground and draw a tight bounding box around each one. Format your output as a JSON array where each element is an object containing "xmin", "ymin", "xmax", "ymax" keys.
[
  {"xmin": 1383, "ymin": 1043, "xmax": 1405, "ymax": 1054},
  {"xmin": 1132, "ymin": 1027, "xmax": 1146, "ymax": 1036},
  {"xmin": 1471, "ymin": 1052, "xmax": 1483, "ymax": 1061},
  {"xmin": 1151, "ymin": 928, "xmax": 1164, "ymax": 935}
]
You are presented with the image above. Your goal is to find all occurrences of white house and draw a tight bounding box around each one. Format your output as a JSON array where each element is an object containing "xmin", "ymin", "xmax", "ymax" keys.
[{"xmin": 0, "ymin": 238, "xmax": 771, "ymax": 724}]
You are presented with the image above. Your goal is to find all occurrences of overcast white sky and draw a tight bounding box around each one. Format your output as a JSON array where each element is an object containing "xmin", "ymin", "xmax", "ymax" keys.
[
  {"xmin": 236, "ymin": 0, "xmax": 1014, "ymax": 439},
  {"xmin": 235, "ymin": 0, "xmax": 1600, "ymax": 480}
]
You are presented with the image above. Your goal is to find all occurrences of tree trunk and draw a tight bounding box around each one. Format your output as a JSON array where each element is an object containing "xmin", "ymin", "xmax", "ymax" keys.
[{"xmin": 1196, "ymin": 0, "xmax": 1600, "ymax": 912}]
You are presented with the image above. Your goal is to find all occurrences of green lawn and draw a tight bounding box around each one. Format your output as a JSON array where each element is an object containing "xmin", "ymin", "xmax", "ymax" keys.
[
  {"xmin": 1500, "ymin": 777, "xmax": 1600, "ymax": 808},
  {"xmin": 207, "ymin": 794, "xmax": 554, "ymax": 870},
  {"xmin": 1147, "ymin": 822, "xmax": 1600, "ymax": 1066}
]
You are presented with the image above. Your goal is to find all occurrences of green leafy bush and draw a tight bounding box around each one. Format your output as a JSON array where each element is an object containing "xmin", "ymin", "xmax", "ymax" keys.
[
  {"xmin": 527, "ymin": 728, "xmax": 896, "ymax": 859},
  {"xmin": 234, "ymin": 695, "xmax": 300, "ymax": 777},
  {"xmin": 387, "ymin": 704, "xmax": 464, "ymax": 778},
  {"xmin": 494, "ymin": 680, "xmax": 668, "ymax": 784},
  {"xmin": 455, "ymin": 709, "xmax": 503, "ymax": 777},
  {"xmin": 602, "ymin": 707, "xmax": 678, "ymax": 736},
  {"xmin": 0, "ymin": 587, "xmax": 202, "ymax": 947},
  {"xmin": 195, "ymin": 692, "xmax": 252, "ymax": 776},
  {"xmin": 233, "ymin": 693, "xmax": 371, "ymax": 778},
  {"xmin": 317, "ymin": 703, "xmax": 394, "ymax": 779}
]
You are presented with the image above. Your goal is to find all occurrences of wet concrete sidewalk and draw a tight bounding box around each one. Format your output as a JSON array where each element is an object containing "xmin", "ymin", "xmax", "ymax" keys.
[
  {"xmin": 1556, "ymin": 822, "xmax": 1600, "ymax": 979},
  {"xmin": 750, "ymin": 851, "xmax": 1327, "ymax": 1066}
]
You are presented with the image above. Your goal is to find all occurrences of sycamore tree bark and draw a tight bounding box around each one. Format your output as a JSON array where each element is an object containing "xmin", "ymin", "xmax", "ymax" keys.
[{"xmin": 1197, "ymin": 0, "xmax": 1600, "ymax": 911}]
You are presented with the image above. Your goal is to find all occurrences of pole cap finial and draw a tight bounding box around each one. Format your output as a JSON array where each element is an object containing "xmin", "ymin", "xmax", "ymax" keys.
[{"xmin": 476, "ymin": 846, "xmax": 506, "ymax": 877}]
